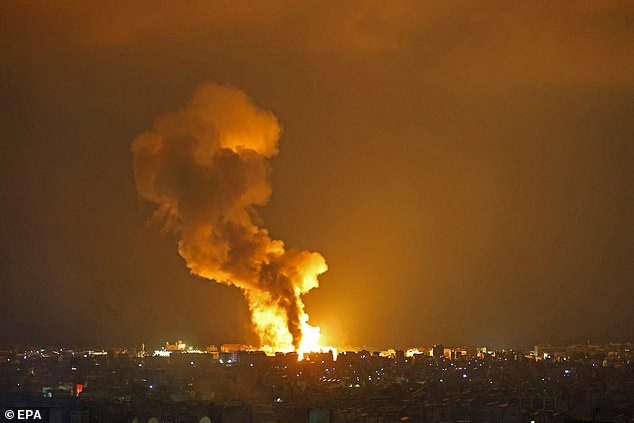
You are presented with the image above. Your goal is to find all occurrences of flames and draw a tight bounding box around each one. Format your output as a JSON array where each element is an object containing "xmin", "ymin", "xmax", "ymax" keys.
[{"xmin": 131, "ymin": 82, "xmax": 333, "ymax": 358}]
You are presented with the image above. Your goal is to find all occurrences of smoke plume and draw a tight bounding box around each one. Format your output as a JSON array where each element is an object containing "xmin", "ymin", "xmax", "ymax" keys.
[{"xmin": 131, "ymin": 83, "xmax": 327, "ymax": 351}]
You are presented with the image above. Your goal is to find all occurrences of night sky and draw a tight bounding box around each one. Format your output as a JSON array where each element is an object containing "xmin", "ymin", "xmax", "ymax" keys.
[{"xmin": 1, "ymin": 1, "xmax": 632, "ymax": 350}]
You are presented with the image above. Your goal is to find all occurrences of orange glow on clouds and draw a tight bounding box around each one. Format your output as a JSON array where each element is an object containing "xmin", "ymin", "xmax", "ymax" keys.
[{"xmin": 132, "ymin": 83, "xmax": 332, "ymax": 356}]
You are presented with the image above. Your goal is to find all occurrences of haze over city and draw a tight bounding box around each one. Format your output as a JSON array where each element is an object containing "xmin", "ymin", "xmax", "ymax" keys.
[{"xmin": 1, "ymin": 1, "xmax": 633, "ymax": 352}]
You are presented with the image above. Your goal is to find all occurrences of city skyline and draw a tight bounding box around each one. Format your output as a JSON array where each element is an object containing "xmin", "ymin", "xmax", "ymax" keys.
[{"xmin": 1, "ymin": 340, "xmax": 632, "ymax": 422}]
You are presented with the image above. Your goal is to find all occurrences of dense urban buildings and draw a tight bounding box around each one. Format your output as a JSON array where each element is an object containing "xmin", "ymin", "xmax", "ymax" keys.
[{"xmin": 1, "ymin": 342, "xmax": 632, "ymax": 423}]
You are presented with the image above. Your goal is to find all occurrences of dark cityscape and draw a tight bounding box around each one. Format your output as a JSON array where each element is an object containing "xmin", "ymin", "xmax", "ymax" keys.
[
  {"xmin": 2, "ymin": 1, "xmax": 633, "ymax": 422},
  {"xmin": 1, "ymin": 342, "xmax": 633, "ymax": 422}
]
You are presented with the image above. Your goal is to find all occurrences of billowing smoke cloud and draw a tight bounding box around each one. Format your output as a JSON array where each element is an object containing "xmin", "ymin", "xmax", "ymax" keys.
[{"xmin": 131, "ymin": 82, "xmax": 327, "ymax": 351}]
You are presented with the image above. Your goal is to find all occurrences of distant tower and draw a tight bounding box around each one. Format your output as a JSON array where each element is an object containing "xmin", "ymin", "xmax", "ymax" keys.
[{"xmin": 433, "ymin": 344, "xmax": 444, "ymax": 359}]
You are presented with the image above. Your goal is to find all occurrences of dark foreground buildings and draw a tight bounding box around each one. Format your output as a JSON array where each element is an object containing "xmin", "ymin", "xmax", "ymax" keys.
[{"xmin": 0, "ymin": 343, "xmax": 632, "ymax": 422}]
